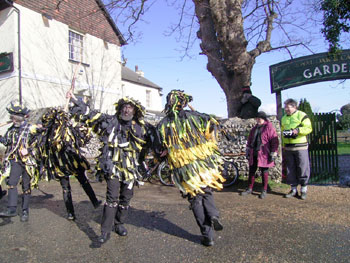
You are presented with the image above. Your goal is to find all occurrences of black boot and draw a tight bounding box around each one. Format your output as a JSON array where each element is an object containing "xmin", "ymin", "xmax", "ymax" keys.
[
  {"xmin": 101, "ymin": 204, "xmax": 117, "ymax": 234},
  {"xmin": 0, "ymin": 207, "xmax": 17, "ymax": 217},
  {"xmin": 20, "ymin": 210, "xmax": 29, "ymax": 222},
  {"xmin": 201, "ymin": 236, "xmax": 214, "ymax": 246},
  {"xmin": 63, "ymin": 189, "xmax": 76, "ymax": 220},
  {"xmin": 115, "ymin": 224, "xmax": 128, "ymax": 236},
  {"xmin": 98, "ymin": 232, "xmax": 110, "ymax": 244},
  {"xmin": 210, "ymin": 216, "xmax": 223, "ymax": 231},
  {"xmin": 114, "ymin": 205, "xmax": 129, "ymax": 236}
]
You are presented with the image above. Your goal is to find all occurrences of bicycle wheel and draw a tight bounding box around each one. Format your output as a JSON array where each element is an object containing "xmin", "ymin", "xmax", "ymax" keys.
[
  {"xmin": 157, "ymin": 161, "xmax": 174, "ymax": 186},
  {"xmin": 222, "ymin": 160, "xmax": 239, "ymax": 187}
]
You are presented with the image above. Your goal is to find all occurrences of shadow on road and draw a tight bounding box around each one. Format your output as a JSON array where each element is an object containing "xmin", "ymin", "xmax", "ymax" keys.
[{"xmin": 128, "ymin": 207, "xmax": 201, "ymax": 244}]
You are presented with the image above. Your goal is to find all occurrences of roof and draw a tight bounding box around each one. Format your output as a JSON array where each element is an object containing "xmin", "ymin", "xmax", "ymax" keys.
[
  {"xmin": 12, "ymin": 0, "xmax": 126, "ymax": 46},
  {"xmin": 122, "ymin": 66, "xmax": 161, "ymax": 90},
  {"xmin": 95, "ymin": 0, "xmax": 126, "ymax": 46}
]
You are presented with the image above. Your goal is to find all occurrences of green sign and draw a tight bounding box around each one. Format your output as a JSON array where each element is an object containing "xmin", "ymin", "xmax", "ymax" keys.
[
  {"xmin": 0, "ymin": 53, "xmax": 13, "ymax": 74},
  {"xmin": 269, "ymin": 49, "xmax": 350, "ymax": 93}
]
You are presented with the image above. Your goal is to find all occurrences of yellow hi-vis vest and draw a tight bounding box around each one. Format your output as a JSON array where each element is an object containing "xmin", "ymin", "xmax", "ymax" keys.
[{"xmin": 281, "ymin": 110, "xmax": 312, "ymax": 146}]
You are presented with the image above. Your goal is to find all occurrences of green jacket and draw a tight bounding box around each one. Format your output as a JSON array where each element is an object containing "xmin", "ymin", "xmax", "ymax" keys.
[{"xmin": 281, "ymin": 110, "xmax": 312, "ymax": 146}]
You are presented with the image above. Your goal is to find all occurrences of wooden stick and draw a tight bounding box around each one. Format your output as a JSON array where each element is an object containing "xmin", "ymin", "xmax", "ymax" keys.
[
  {"xmin": 187, "ymin": 103, "xmax": 196, "ymax": 111},
  {"xmin": 0, "ymin": 121, "xmax": 11, "ymax": 128}
]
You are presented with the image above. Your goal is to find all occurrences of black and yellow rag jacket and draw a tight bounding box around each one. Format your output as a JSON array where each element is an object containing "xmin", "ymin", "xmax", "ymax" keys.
[
  {"xmin": 70, "ymin": 98, "xmax": 153, "ymax": 183},
  {"xmin": 39, "ymin": 108, "xmax": 90, "ymax": 180},
  {"xmin": 0, "ymin": 121, "xmax": 41, "ymax": 187},
  {"xmin": 156, "ymin": 110, "xmax": 225, "ymax": 196}
]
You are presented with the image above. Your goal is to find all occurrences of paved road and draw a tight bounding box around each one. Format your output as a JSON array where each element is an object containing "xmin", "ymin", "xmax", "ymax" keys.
[{"xmin": 0, "ymin": 180, "xmax": 349, "ymax": 263}]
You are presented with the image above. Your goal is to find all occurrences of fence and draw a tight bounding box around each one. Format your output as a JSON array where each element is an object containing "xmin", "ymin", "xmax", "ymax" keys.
[{"xmin": 308, "ymin": 113, "xmax": 338, "ymax": 184}]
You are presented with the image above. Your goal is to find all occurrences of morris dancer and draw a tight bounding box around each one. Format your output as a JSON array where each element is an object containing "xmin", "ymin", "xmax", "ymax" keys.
[
  {"xmin": 67, "ymin": 91, "xmax": 154, "ymax": 244},
  {"xmin": 155, "ymin": 90, "xmax": 224, "ymax": 246}
]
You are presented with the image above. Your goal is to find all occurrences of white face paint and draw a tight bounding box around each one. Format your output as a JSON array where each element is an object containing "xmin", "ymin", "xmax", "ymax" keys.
[{"xmin": 120, "ymin": 104, "xmax": 135, "ymax": 121}]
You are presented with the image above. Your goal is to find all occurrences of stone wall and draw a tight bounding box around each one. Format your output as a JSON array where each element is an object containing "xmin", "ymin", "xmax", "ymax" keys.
[{"xmin": 218, "ymin": 117, "xmax": 283, "ymax": 182}]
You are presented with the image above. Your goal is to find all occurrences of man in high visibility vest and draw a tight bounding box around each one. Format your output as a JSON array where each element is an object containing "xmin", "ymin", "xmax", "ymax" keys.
[{"xmin": 281, "ymin": 99, "xmax": 312, "ymax": 200}]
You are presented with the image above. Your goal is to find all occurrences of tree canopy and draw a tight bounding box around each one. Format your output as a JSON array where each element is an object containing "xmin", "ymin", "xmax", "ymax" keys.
[{"xmin": 321, "ymin": 0, "xmax": 350, "ymax": 53}]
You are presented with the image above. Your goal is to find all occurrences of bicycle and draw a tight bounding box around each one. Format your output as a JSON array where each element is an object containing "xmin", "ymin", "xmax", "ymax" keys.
[
  {"xmin": 141, "ymin": 154, "xmax": 174, "ymax": 186},
  {"xmin": 220, "ymin": 152, "xmax": 244, "ymax": 187}
]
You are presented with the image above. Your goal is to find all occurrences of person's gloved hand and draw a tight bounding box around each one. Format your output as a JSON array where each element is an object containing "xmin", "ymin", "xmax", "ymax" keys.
[
  {"xmin": 269, "ymin": 152, "xmax": 278, "ymax": 162},
  {"xmin": 245, "ymin": 147, "xmax": 250, "ymax": 160}
]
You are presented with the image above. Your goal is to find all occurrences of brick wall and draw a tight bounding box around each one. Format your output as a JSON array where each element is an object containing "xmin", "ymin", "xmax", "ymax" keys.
[{"xmin": 14, "ymin": 0, "xmax": 123, "ymax": 45}]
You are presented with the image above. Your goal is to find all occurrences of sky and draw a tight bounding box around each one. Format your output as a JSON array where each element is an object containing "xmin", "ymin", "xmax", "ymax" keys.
[{"xmin": 117, "ymin": 1, "xmax": 350, "ymax": 118}]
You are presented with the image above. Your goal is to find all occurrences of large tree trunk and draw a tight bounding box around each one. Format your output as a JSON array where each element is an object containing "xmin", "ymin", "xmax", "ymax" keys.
[{"xmin": 193, "ymin": 0, "xmax": 271, "ymax": 117}]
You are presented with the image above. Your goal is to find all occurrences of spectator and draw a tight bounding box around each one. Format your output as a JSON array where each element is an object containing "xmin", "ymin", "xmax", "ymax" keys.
[
  {"xmin": 281, "ymin": 99, "xmax": 312, "ymax": 200},
  {"xmin": 237, "ymin": 86, "xmax": 261, "ymax": 119},
  {"xmin": 240, "ymin": 111, "xmax": 279, "ymax": 199}
]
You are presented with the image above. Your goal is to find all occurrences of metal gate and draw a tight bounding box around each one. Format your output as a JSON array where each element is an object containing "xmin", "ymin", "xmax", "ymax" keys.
[{"xmin": 308, "ymin": 113, "xmax": 338, "ymax": 184}]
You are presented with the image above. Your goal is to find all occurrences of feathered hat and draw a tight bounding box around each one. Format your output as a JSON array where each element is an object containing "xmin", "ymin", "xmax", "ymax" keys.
[
  {"xmin": 114, "ymin": 97, "xmax": 145, "ymax": 121},
  {"xmin": 164, "ymin": 89, "xmax": 193, "ymax": 115}
]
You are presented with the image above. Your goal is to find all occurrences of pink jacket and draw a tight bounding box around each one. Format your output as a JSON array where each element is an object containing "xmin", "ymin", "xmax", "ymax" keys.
[{"xmin": 246, "ymin": 120, "xmax": 279, "ymax": 168}]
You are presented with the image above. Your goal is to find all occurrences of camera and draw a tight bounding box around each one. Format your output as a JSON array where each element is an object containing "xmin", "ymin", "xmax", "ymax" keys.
[{"xmin": 283, "ymin": 130, "xmax": 297, "ymax": 138}]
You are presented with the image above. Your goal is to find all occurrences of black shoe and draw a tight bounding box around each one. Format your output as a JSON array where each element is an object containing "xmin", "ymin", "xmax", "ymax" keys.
[
  {"xmin": 284, "ymin": 190, "xmax": 297, "ymax": 198},
  {"xmin": 67, "ymin": 213, "xmax": 76, "ymax": 221},
  {"xmin": 240, "ymin": 189, "xmax": 252, "ymax": 196},
  {"xmin": 0, "ymin": 190, "xmax": 7, "ymax": 200},
  {"xmin": 301, "ymin": 192, "xmax": 307, "ymax": 200},
  {"xmin": 259, "ymin": 190, "xmax": 267, "ymax": 199},
  {"xmin": 93, "ymin": 200, "xmax": 102, "ymax": 209},
  {"xmin": 211, "ymin": 216, "xmax": 223, "ymax": 231},
  {"xmin": 115, "ymin": 224, "xmax": 128, "ymax": 236},
  {"xmin": 0, "ymin": 210, "xmax": 17, "ymax": 217},
  {"xmin": 98, "ymin": 232, "xmax": 110, "ymax": 244},
  {"xmin": 201, "ymin": 236, "xmax": 214, "ymax": 247},
  {"xmin": 20, "ymin": 210, "xmax": 29, "ymax": 222}
]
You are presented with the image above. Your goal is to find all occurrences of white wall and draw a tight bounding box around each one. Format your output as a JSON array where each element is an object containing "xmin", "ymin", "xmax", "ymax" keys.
[
  {"xmin": 121, "ymin": 80, "xmax": 163, "ymax": 112},
  {"xmin": 0, "ymin": 4, "xmax": 123, "ymax": 124}
]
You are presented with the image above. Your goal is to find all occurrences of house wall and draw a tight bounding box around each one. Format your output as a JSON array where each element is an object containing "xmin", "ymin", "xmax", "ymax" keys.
[
  {"xmin": 121, "ymin": 80, "xmax": 163, "ymax": 112},
  {"xmin": 0, "ymin": 3, "xmax": 122, "ymax": 125}
]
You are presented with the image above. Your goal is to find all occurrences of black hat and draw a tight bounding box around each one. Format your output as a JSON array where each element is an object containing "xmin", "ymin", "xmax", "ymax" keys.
[
  {"xmin": 6, "ymin": 102, "xmax": 30, "ymax": 116},
  {"xmin": 256, "ymin": 111, "xmax": 267, "ymax": 120}
]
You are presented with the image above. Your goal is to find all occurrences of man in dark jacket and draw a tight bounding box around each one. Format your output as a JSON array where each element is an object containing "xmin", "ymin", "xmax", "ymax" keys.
[
  {"xmin": 67, "ymin": 91, "xmax": 154, "ymax": 244},
  {"xmin": 238, "ymin": 86, "xmax": 261, "ymax": 119}
]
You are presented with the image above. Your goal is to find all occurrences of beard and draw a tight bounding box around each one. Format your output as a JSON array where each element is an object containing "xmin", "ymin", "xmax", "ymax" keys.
[{"xmin": 120, "ymin": 112, "xmax": 134, "ymax": 121}]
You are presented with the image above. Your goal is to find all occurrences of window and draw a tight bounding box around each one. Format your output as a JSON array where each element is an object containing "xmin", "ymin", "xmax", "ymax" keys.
[
  {"xmin": 146, "ymin": 90, "xmax": 151, "ymax": 108},
  {"xmin": 69, "ymin": 30, "xmax": 84, "ymax": 62}
]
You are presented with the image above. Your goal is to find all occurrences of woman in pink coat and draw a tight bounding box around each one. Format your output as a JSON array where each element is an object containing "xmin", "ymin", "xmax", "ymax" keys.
[{"xmin": 240, "ymin": 111, "xmax": 279, "ymax": 199}]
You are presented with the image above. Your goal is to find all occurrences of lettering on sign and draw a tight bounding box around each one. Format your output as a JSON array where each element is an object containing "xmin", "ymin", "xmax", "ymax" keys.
[{"xmin": 269, "ymin": 50, "xmax": 350, "ymax": 93}]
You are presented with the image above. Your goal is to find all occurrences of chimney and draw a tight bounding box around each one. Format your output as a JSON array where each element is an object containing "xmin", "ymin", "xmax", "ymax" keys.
[{"xmin": 135, "ymin": 65, "xmax": 144, "ymax": 77}]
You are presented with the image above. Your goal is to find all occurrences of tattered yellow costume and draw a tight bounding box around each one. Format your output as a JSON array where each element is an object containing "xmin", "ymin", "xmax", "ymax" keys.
[{"xmin": 157, "ymin": 110, "xmax": 225, "ymax": 196}]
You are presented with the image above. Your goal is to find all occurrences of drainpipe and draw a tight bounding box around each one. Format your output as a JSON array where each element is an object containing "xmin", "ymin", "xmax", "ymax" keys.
[{"xmin": 5, "ymin": 0, "xmax": 22, "ymax": 105}]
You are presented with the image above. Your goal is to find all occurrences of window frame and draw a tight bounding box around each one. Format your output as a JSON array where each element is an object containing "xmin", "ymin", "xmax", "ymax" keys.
[{"xmin": 68, "ymin": 30, "xmax": 84, "ymax": 63}]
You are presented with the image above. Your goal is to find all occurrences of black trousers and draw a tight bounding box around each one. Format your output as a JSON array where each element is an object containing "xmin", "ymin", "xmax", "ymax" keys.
[
  {"xmin": 58, "ymin": 169, "xmax": 99, "ymax": 215},
  {"xmin": 59, "ymin": 176, "xmax": 74, "ymax": 215},
  {"xmin": 7, "ymin": 160, "xmax": 31, "ymax": 212},
  {"xmin": 101, "ymin": 177, "xmax": 134, "ymax": 233},
  {"xmin": 187, "ymin": 187, "xmax": 219, "ymax": 239}
]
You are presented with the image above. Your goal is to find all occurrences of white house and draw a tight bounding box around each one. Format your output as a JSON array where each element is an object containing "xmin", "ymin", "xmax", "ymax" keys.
[
  {"xmin": 121, "ymin": 65, "xmax": 163, "ymax": 114},
  {"xmin": 0, "ymin": 0, "xmax": 162, "ymax": 127}
]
